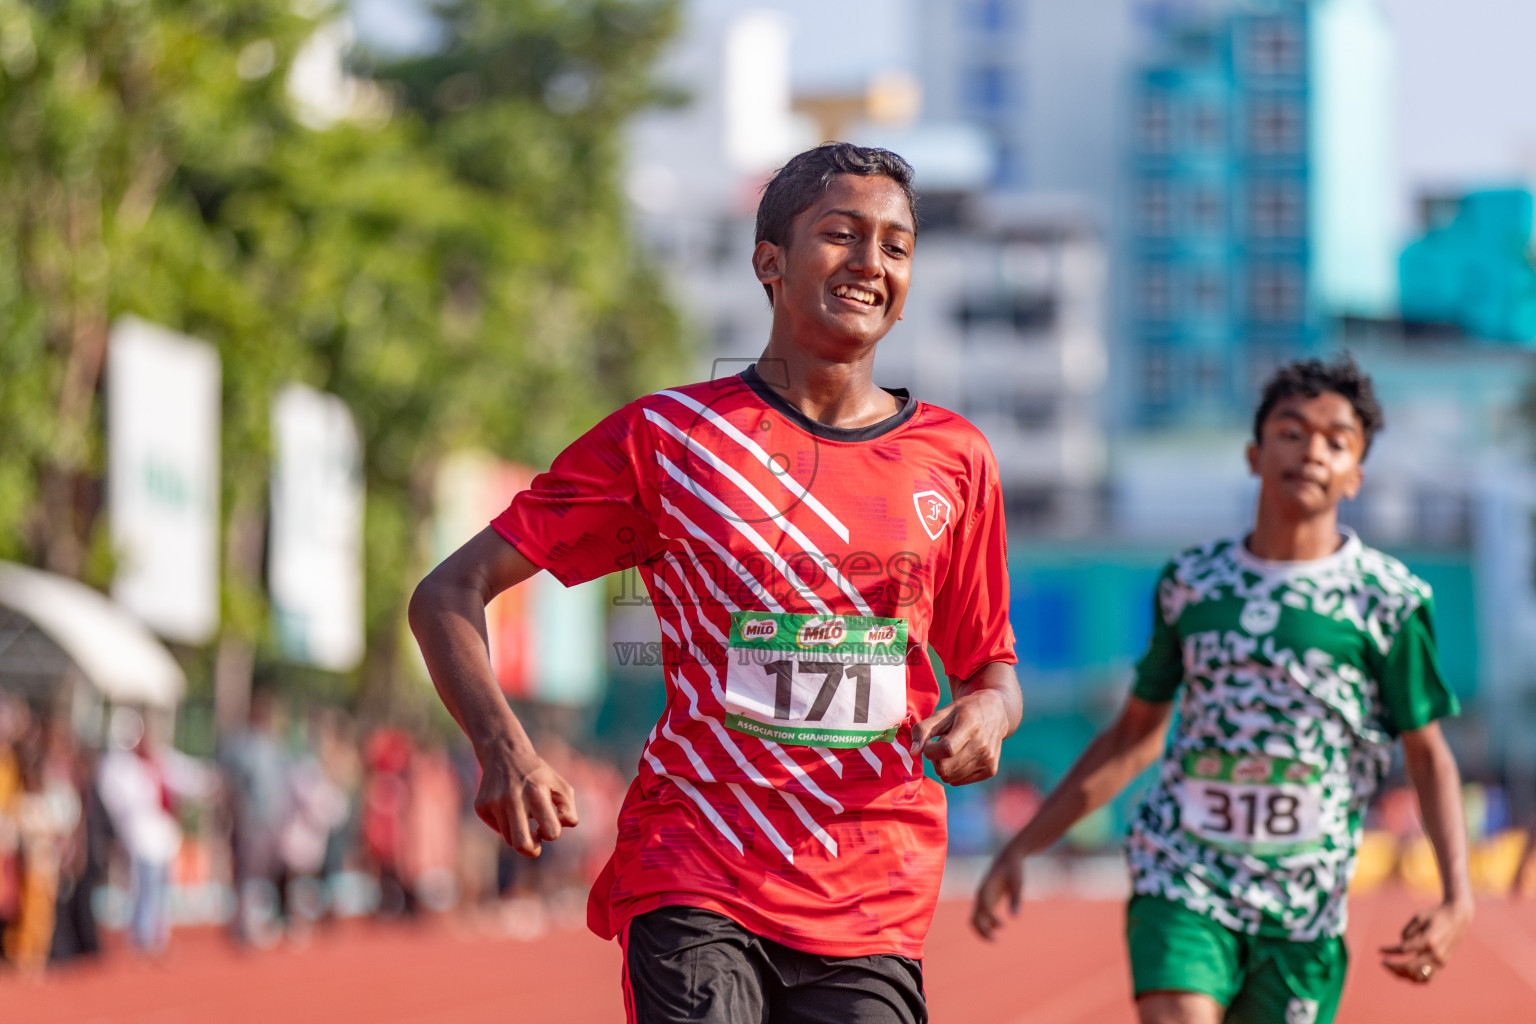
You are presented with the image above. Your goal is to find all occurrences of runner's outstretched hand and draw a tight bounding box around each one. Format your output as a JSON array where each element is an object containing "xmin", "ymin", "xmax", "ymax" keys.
[
  {"xmin": 971, "ymin": 847, "xmax": 1024, "ymax": 940},
  {"xmin": 1379, "ymin": 899, "xmax": 1472, "ymax": 984},
  {"xmin": 910, "ymin": 687, "xmax": 1012, "ymax": 786},
  {"xmin": 474, "ymin": 741, "xmax": 579, "ymax": 857}
]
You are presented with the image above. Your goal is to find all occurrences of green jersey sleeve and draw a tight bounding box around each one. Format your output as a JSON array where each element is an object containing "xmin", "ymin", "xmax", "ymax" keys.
[
  {"xmin": 1378, "ymin": 595, "xmax": 1460, "ymax": 736},
  {"xmin": 1132, "ymin": 565, "xmax": 1184, "ymax": 703}
]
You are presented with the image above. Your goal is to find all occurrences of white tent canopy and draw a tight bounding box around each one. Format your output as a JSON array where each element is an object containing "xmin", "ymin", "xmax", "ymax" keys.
[{"xmin": 0, "ymin": 561, "xmax": 185, "ymax": 709}]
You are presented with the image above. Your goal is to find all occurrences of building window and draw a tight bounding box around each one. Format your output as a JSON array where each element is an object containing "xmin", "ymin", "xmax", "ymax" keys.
[
  {"xmin": 965, "ymin": 65, "xmax": 1010, "ymax": 115},
  {"xmin": 1013, "ymin": 395, "xmax": 1058, "ymax": 431},
  {"xmin": 954, "ymin": 294, "xmax": 1056, "ymax": 333},
  {"xmin": 1248, "ymin": 263, "xmax": 1305, "ymax": 323},
  {"xmin": 1139, "ymin": 94, "xmax": 1173, "ymax": 154},
  {"xmin": 1248, "ymin": 181, "xmax": 1304, "ymax": 238},
  {"xmin": 1190, "ymin": 185, "xmax": 1225, "ymax": 234},
  {"xmin": 1005, "ymin": 486, "xmax": 1055, "ymax": 530},
  {"xmin": 1142, "ymin": 349, "xmax": 1172, "ymax": 405},
  {"xmin": 1248, "ymin": 97, "xmax": 1304, "ymax": 155},
  {"xmin": 1247, "ymin": 18, "xmax": 1304, "ymax": 76},
  {"xmin": 1191, "ymin": 268, "xmax": 1226, "ymax": 316},
  {"xmin": 1193, "ymin": 354, "xmax": 1225, "ymax": 396},
  {"xmin": 1140, "ymin": 264, "xmax": 1176, "ymax": 320},
  {"xmin": 1138, "ymin": 181, "xmax": 1174, "ymax": 237},
  {"xmin": 966, "ymin": 0, "xmax": 1015, "ymax": 33},
  {"xmin": 1190, "ymin": 102, "xmax": 1225, "ymax": 150}
]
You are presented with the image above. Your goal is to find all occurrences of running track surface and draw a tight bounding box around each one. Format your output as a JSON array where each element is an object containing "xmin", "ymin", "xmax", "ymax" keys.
[{"xmin": 6, "ymin": 889, "xmax": 1534, "ymax": 1023}]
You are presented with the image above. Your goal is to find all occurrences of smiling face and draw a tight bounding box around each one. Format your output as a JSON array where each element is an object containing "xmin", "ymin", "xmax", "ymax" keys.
[
  {"xmin": 752, "ymin": 174, "xmax": 915, "ymax": 357},
  {"xmin": 1247, "ymin": 390, "xmax": 1366, "ymax": 519}
]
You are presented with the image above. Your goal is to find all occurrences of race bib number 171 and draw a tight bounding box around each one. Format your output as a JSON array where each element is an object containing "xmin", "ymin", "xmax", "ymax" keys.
[{"xmin": 723, "ymin": 612, "xmax": 908, "ymax": 748}]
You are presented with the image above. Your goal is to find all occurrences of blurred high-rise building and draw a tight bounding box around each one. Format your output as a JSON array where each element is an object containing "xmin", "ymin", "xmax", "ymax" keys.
[
  {"xmin": 625, "ymin": 5, "xmax": 1112, "ymax": 538},
  {"xmin": 1127, "ymin": 0, "xmax": 1396, "ymax": 426}
]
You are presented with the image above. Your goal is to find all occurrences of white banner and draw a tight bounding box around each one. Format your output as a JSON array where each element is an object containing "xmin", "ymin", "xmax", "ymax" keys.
[
  {"xmin": 270, "ymin": 383, "xmax": 364, "ymax": 672},
  {"xmin": 107, "ymin": 317, "xmax": 221, "ymax": 644}
]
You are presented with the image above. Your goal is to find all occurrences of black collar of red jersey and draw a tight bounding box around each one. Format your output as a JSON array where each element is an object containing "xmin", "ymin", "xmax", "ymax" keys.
[{"xmin": 739, "ymin": 365, "xmax": 917, "ymax": 442}]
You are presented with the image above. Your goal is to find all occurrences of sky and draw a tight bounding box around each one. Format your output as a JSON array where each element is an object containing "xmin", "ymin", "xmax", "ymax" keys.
[{"xmin": 1379, "ymin": 0, "xmax": 1536, "ymax": 196}]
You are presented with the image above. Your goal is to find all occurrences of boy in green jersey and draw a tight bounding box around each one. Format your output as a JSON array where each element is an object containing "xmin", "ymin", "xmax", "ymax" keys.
[{"xmin": 973, "ymin": 357, "xmax": 1474, "ymax": 1024}]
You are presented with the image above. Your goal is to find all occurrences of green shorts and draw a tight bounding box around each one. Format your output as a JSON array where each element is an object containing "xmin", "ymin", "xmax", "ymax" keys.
[{"xmin": 1125, "ymin": 895, "xmax": 1348, "ymax": 1024}]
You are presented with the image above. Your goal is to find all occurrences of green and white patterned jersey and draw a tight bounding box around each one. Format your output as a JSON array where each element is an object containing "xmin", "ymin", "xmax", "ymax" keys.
[{"xmin": 1126, "ymin": 530, "xmax": 1457, "ymax": 941}]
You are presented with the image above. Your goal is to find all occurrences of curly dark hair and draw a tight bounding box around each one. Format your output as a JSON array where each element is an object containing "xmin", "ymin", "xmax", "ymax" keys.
[
  {"xmin": 1253, "ymin": 354, "xmax": 1384, "ymax": 457},
  {"xmin": 753, "ymin": 142, "xmax": 917, "ymax": 302}
]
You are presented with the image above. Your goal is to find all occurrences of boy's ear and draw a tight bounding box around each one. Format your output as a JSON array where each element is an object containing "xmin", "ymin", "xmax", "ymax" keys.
[
  {"xmin": 753, "ymin": 240, "xmax": 784, "ymax": 290},
  {"xmin": 1245, "ymin": 440, "xmax": 1260, "ymax": 476},
  {"xmin": 1341, "ymin": 465, "xmax": 1363, "ymax": 501}
]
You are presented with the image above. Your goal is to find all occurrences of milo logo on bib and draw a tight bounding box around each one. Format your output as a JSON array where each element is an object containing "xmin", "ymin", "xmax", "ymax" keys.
[
  {"xmin": 740, "ymin": 618, "xmax": 779, "ymax": 642},
  {"xmin": 724, "ymin": 611, "xmax": 910, "ymax": 748},
  {"xmin": 796, "ymin": 617, "xmax": 847, "ymax": 648}
]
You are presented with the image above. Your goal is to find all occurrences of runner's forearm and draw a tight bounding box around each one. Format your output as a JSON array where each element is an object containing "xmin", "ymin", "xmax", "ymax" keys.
[
  {"xmin": 1402, "ymin": 724, "xmax": 1473, "ymax": 908},
  {"xmin": 1003, "ymin": 699, "xmax": 1170, "ymax": 858},
  {"xmin": 408, "ymin": 576, "xmax": 530, "ymax": 758}
]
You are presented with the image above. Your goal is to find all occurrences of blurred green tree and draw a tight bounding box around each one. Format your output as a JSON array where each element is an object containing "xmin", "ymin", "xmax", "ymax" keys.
[{"xmin": 0, "ymin": 0, "xmax": 685, "ymax": 719}]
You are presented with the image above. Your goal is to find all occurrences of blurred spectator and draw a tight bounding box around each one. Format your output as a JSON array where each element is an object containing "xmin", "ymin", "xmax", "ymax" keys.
[
  {"xmin": 4, "ymin": 719, "xmax": 79, "ymax": 974},
  {"xmin": 312, "ymin": 709, "xmax": 364, "ymax": 912},
  {"xmin": 947, "ymin": 786, "xmax": 993, "ymax": 857},
  {"xmin": 1515, "ymin": 828, "xmax": 1536, "ymax": 899},
  {"xmin": 98, "ymin": 707, "xmax": 215, "ymax": 957},
  {"xmin": 0, "ymin": 696, "xmax": 26, "ymax": 946},
  {"xmin": 278, "ymin": 716, "xmax": 349, "ymax": 937},
  {"xmin": 220, "ymin": 691, "xmax": 292, "ymax": 946},
  {"xmin": 361, "ymin": 727, "xmax": 413, "ymax": 917},
  {"xmin": 51, "ymin": 739, "xmax": 108, "ymax": 964},
  {"xmin": 403, "ymin": 737, "xmax": 460, "ymax": 913},
  {"xmin": 1370, "ymin": 783, "xmax": 1423, "ymax": 839},
  {"xmin": 990, "ymin": 775, "xmax": 1043, "ymax": 843}
]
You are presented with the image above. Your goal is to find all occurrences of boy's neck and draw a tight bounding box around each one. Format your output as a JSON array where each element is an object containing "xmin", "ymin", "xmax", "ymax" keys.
[
  {"xmin": 1245, "ymin": 503, "xmax": 1346, "ymax": 562},
  {"xmin": 756, "ymin": 336, "xmax": 899, "ymax": 430}
]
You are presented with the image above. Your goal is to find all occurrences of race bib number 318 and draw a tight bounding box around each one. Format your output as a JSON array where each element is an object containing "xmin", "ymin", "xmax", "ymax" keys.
[
  {"xmin": 723, "ymin": 612, "xmax": 908, "ymax": 748},
  {"xmin": 1177, "ymin": 750, "xmax": 1325, "ymax": 856}
]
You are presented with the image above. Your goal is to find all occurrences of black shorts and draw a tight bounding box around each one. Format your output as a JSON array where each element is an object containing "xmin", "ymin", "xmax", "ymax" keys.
[{"xmin": 622, "ymin": 906, "xmax": 927, "ymax": 1024}]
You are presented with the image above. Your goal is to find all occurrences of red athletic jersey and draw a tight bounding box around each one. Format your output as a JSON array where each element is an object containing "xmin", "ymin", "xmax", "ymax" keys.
[{"xmin": 491, "ymin": 367, "xmax": 1016, "ymax": 958}]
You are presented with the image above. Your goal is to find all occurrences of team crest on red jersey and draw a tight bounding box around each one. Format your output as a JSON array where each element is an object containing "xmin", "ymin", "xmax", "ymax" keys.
[{"xmin": 912, "ymin": 490, "xmax": 952, "ymax": 541}]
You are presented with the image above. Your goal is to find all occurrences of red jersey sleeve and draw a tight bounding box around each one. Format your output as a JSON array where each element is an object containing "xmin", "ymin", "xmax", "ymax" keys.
[
  {"xmin": 927, "ymin": 445, "xmax": 1017, "ymax": 681},
  {"xmin": 489, "ymin": 402, "xmax": 660, "ymax": 587}
]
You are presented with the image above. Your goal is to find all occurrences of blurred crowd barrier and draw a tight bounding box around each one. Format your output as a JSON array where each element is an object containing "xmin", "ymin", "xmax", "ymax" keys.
[{"xmin": 0, "ymin": 691, "xmax": 628, "ymax": 976}]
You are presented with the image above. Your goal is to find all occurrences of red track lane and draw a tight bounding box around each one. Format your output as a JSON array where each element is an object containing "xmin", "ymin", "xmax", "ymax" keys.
[{"xmin": 4, "ymin": 889, "xmax": 1533, "ymax": 1023}]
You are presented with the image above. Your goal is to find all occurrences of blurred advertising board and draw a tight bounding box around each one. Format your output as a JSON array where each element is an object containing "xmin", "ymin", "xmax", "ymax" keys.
[
  {"xmin": 433, "ymin": 452, "xmax": 605, "ymax": 706},
  {"xmin": 269, "ymin": 383, "xmax": 364, "ymax": 672},
  {"xmin": 107, "ymin": 317, "xmax": 221, "ymax": 644}
]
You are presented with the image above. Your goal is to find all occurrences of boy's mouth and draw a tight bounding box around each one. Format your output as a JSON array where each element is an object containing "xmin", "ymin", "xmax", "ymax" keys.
[{"xmin": 831, "ymin": 284, "xmax": 882, "ymax": 307}]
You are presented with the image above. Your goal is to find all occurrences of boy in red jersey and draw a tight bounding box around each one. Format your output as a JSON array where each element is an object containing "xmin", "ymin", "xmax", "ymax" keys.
[{"xmin": 410, "ymin": 143, "xmax": 1022, "ymax": 1023}]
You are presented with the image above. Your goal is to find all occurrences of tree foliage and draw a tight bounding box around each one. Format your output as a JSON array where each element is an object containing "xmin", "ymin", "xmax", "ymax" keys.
[{"xmin": 0, "ymin": 0, "xmax": 685, "ymax": 707}]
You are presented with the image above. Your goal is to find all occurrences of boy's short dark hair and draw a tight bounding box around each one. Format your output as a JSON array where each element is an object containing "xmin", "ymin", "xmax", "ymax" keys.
[
  {"xmin": 753, "ymin": 143, "xmax": 917, "ymax": 302},
  {"xmin": 1253, "ymin": 354, "xmax": 1384, "ymax": 457}
]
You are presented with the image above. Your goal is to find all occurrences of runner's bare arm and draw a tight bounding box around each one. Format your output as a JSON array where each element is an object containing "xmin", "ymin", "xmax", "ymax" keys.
[
  {"xmin": 1380, "ymin": 721, "xmax": 1473, "ymax": 983},
  {"xmin": 971, "ymin": 695, "xmax": 1173, "ymax": 940},
  {"xmin": 408, "ymin": 527, "xmax": 579, "ymax": 858},
  {"xmin": 910, "ymin": 661, "xmax": 1023, "ymax": 786}
]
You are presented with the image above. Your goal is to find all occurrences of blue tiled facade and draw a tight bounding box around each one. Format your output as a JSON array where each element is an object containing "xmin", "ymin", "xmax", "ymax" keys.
[{"xmin": 1130, "ymin": 2, "xmax": 1320, "ymax": 426}]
